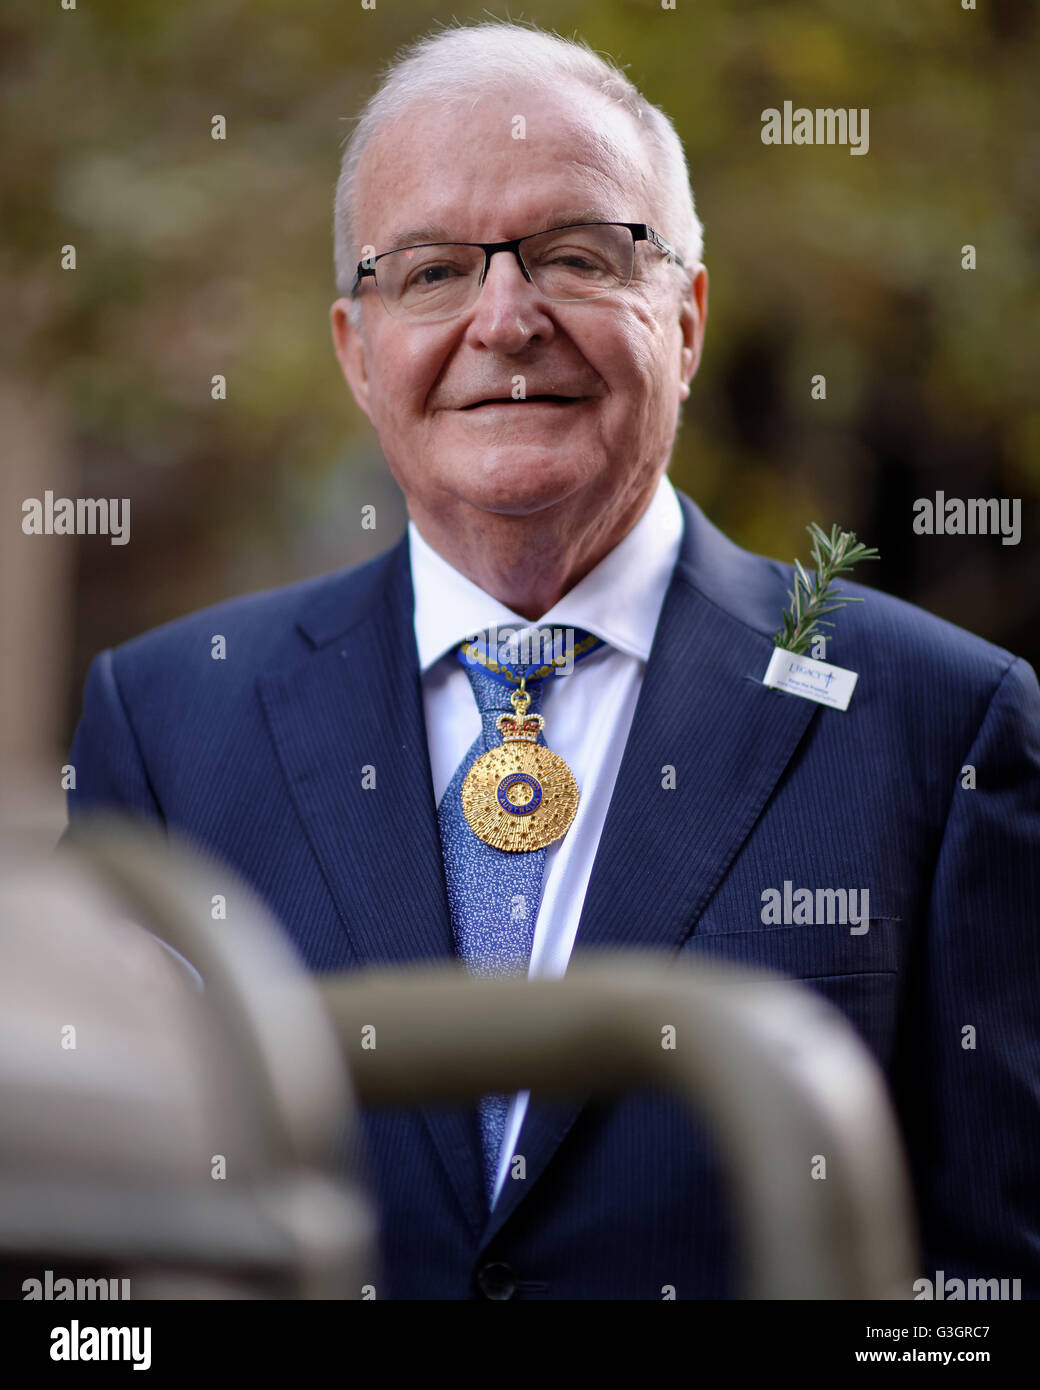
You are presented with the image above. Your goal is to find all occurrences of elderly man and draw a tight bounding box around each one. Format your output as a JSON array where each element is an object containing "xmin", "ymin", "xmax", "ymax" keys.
[{"xmin": 67, "ymin": 22, "xmax": 1040, "ymax": 1300}]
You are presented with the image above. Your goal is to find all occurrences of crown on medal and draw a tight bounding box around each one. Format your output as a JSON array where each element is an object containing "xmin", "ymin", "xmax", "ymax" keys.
[{"xmin": 497, "ymin": 687, "xmax": 544, "ymax": 742}]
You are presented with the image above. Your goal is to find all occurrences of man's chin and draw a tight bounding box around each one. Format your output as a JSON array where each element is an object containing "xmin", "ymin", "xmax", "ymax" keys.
[{"xmin": 443, "ymin": 447, "xmax": 597, "ymax": 517}]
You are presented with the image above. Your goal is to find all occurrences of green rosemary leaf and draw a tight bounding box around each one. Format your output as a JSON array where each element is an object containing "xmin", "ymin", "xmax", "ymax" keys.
[{"xmin": 774, "ymin": 523, "xmax": 880, "ymax": 654}]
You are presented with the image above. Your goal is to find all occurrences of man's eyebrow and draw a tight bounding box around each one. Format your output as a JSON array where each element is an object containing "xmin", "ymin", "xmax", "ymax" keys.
[
  {"xmin": 538, "ymin": 211, "xmax": 618, "ymax": 233},
  {"xmin": 379, "ymin": 212, "xmax": 620, "ymax": 253},
  {"xmin": 382, "ymin": 226, "xmax": 453, "ymax": 252}
]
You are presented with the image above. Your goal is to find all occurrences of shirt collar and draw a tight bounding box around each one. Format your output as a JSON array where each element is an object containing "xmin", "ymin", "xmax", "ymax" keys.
[{"xmin": 409, "ymin": 474, "xmax": 684, "ymax": 674}]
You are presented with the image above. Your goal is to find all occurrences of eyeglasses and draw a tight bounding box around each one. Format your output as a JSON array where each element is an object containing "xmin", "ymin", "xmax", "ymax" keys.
[{"xmin": 351, "ymin": 221, "xmax": 685, "ymax": 323}]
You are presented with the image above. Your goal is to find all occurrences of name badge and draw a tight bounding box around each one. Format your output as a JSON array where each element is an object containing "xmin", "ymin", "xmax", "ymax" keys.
[{"xmin": 762, "ymin": 647, "xmax": 858, "ymax": 711}]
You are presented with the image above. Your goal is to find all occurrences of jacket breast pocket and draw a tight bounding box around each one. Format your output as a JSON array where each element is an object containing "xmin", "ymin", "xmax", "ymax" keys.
[{"xmin": 679, "ymin": 918, "xmax": 905, "ymax": 1067}]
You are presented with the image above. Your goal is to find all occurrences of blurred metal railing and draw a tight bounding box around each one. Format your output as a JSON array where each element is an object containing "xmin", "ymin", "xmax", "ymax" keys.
[
  {"xmin": 0, "ymin": 821, "xmax": 375, "ymax": 1299},
  {"xmin": 323, "ymin": 957, "xmax": 918, "ymax": 1299},
  {"xmin": 2, "ymin": 817, "xmax": 920, "ymax": 1299}
]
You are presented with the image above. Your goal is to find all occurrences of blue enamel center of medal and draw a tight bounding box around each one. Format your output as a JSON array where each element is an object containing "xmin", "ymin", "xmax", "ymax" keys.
[{"xmin": 497, "ymin": 771, "xmax": 542, "ymax": 816}]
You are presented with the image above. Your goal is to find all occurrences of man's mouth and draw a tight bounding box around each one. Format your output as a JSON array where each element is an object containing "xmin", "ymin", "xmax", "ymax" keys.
[{"xmin": 458, "ymin": 395, "xmax": 585, "ymax": 409}]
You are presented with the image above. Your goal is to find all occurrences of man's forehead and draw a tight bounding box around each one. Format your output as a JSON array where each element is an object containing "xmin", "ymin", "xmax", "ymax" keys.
[{"xmin": 354, "ymin": 85, "xmax": 652, "ymax": 251}]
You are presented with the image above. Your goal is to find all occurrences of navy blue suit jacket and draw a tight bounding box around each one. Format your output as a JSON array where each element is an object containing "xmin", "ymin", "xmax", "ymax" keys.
[{"xmin": 66, "ymin": 493, "xmax": 1040, "ymax": 1298}]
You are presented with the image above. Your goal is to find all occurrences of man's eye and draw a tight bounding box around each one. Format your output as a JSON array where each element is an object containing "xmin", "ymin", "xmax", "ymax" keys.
[
  {"xmin": 406, "ymin": 262, "xmax": 465, "ymax": 291},
  {"xmin": 535, "ymin": 249, "xmax": 607, "ymax": 274},
  {"xmin": 552, "ymin": 254, "xmax": 598, "ymax": 269}
]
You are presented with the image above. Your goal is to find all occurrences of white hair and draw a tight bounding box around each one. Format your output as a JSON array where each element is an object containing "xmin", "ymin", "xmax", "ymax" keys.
[{"xmin": 333, "ymin": 19, "xmax": 704, "ymax": 309}]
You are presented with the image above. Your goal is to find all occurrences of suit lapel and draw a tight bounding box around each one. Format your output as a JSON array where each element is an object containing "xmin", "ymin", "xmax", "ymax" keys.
[
  {"xmin": 257, "ymin": 535, "xmax": 450, "ymax": 967},
  {"xmin": 480, "ymin": 493, "xmax": 819, "ymax": 1247},
  {"xmin": 257, "ymin": 535, "xmax": 487, "ymax": 1237}
]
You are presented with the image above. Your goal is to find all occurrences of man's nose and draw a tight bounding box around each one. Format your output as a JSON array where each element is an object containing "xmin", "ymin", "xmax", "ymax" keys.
[{"xmin": 463, "ymin": 249, "xmax": 554, "ymax": 352}]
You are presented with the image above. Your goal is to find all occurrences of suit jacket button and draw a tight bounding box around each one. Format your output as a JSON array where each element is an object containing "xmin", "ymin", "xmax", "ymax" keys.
[{"xmin": 476, "ymin": 1262, "xmax": 517, "ymax": 1300}]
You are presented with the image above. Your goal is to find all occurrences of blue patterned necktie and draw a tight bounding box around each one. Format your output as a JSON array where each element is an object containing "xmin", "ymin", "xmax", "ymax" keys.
[{"xmin": 435, "ymin": 627, "xmax": 601, "ymax": 1208}]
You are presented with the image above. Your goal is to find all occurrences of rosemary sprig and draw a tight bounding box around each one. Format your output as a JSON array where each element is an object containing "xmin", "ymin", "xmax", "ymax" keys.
[{"xmin": 774, "ymin": 522, "xmax": 880, "ymax": 655}]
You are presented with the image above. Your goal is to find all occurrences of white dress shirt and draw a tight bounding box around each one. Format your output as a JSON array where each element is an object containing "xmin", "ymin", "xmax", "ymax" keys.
[{"xmin": 409, "ymin": 472, "xmax": 684, "ymax": 1208}]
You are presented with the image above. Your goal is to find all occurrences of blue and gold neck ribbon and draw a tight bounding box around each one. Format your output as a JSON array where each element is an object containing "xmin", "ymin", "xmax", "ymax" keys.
[{"xmin": 455, "ymin": 626, "xmax": 603, "ymax": 689}]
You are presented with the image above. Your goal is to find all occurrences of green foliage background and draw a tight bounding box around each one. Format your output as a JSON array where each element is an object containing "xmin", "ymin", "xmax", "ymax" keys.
[{"xmin": 2, "ymin": 0, "xmax": 1037, "ymax": 730}]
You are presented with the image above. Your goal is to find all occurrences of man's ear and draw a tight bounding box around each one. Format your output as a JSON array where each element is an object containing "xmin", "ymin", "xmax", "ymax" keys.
[
  {"xmin": 677, "ymin": 264, "xmax": 708, "ymax": 403},
  {"xmin": 330, "ymin": 299, "xmax": 373, "ymax": 422}
]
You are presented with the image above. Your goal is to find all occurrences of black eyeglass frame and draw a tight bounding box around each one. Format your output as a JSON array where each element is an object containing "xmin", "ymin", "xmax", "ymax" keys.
[{"xmin": 349, "ymin": 222, "xmax": 685, "ymax": 305}]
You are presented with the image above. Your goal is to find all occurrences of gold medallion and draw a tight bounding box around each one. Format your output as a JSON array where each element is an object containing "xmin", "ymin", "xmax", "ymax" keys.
[{"xmin": 461, "ymin": 681, "xmax": 579, "ymax": 852}]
